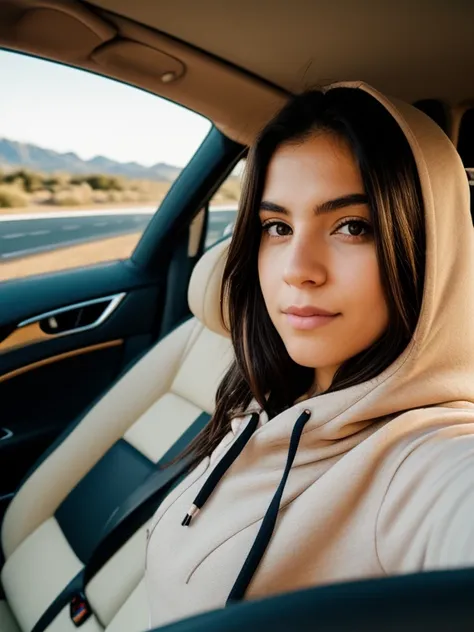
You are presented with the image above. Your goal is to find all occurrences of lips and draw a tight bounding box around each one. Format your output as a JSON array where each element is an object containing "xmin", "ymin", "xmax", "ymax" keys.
[
  {"xmin": 284, "ymin": 305, "xmax": 338, "ymax": 317},
  {"xmin": 282, "ymin": 305, "xmax": 340, "ymax": 330}
]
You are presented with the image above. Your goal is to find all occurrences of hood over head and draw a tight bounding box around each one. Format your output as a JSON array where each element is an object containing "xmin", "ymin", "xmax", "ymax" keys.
[{"xmin": 189, "ymin": 81, "xmax": 474, "ymax": 432}]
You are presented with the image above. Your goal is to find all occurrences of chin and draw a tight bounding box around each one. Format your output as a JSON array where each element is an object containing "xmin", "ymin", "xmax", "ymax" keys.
[{"xmin": 283, "ymin": 338, "xmax": 340, "ymax": 369}]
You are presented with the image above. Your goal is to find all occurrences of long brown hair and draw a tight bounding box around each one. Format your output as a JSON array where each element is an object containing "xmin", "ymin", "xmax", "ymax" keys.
[{"xmin": 184, "ymin": 87, "xmax": 425, "ymax": 465}]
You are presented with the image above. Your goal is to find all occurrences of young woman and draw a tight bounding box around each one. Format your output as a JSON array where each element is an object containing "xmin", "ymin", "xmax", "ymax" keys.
[{"xmin": 146, "ymin": 82, "xmax": 474, "ymax": 628}]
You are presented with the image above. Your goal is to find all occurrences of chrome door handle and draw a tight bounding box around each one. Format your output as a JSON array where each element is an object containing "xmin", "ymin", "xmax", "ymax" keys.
[{"xmin": 0, "ymin": 427, "xmax": 13, "ymax": 441}]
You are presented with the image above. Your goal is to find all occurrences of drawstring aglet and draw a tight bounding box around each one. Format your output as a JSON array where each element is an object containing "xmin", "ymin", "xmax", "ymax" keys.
[
  {"xmin": 181, "ymin": 504, "xmax": 199, "ymax": 527},
  {"xmin": 180, "ymin": 414, "xmax": 260, "ymax": 528}
]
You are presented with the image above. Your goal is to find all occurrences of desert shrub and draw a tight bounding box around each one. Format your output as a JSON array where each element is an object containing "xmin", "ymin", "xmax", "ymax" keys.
[
  {"xmin": 0, "ymin": 168, "xmax": 171, "ymax": 206},
  {"xmin": 3, "ymin": 169, "xmax": 38, "ymax": 193},
  {"xmin": 82, "ymin": 174, "xmax": 123, "ymax": 191},
  {"xmin": 119, "ymin": 190, "xmax": 141, "ymax": 202},
  {"xmin": 3, "ymin": 169, "xmax": 44, "ymax": 193},
  {"xmin": 50, "ymin": 183, "xmax": 92, "ymax": 206},
  {"xmin": 43, "ymin": 173, "xmax": 71, "ymax": 192},
  {"xmin": 107, "ymin": 190, "xmax": 124, "ymax": 203},
  {"xmin": 90, "ymin": 190, "xmax": 110, "ymax": 204},
  {"xmin": 0, "ymin": 184, "xmax": 30, "ymax": 208}
]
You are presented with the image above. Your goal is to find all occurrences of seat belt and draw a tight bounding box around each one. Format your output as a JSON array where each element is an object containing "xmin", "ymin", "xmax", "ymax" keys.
[{"xmin": 31, "ymin": 411, "xmax": 211, "ymax": 632}]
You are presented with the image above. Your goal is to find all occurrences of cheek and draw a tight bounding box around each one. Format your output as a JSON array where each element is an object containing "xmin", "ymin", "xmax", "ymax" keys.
[
  {"xmin": 338, "ymin": 249, "xmax": 389, "ymax": 330},
  {"xmin": 258, "ymin": 249, "xmax": 278, "ymax": 307}
]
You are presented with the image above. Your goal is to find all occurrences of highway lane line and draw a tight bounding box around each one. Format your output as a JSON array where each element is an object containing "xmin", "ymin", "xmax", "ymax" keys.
[
  {"xmin": 2, "ymin": 233, "xmax": 25, "ymax": 239},
  {"xmin": 61, "ymin": 224, "xmax": 80, "ymax": 230},
  {"xmin": 29, "ymin": 230, "xmax": 50, "ymax": 236}
]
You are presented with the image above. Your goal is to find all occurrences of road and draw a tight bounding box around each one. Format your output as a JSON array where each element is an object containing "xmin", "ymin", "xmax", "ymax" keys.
[{"xmin": 0, "ymin": 206, "xmax": 237, "ymax": 260}]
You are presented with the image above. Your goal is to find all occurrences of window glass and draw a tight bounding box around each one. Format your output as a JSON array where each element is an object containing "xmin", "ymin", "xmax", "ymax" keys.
[
  {"xmin": 0, "ymin": 50, "xmax": 211, "ymax": 282},
  {"xmin": 413, "ymin": 99, "xmax": 448, "ymax": 134},
  {"xmin": 458, "ymin": 108, "xmax": 474, "ymax": 176},
  {"xmin": 457, "ymin": 108, "xmax": 474, "ymax": 222},
  {"xmin": 205, "ymin": 159, "xmax": 245, "ymax": 249}
]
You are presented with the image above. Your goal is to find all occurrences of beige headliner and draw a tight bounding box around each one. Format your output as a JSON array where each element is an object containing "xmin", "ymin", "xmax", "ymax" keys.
[
  {"xmin": 0, "ymin": 0, "xmax": 472, "ymax": 144},
  {"xmin": 91, "ymin": 0, "xmax": 474, "ymax": 102}
]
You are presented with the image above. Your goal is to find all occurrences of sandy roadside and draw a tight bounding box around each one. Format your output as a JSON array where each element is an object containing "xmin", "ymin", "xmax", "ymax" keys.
[{"xmin": 0, "ymin": 232, "xmax": 142, "ymax": 282}]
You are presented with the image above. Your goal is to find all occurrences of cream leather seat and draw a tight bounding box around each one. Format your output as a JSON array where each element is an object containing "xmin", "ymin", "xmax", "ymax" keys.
[{"xmin": 0, "ymin": 239, "xmax": 231, "ymax": 632}]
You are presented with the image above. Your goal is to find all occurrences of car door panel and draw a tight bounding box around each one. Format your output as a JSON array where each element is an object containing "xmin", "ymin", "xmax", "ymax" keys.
[
  {"xmin": 0, "ymin": 261, "xmax": 165, "ymax": 514},
  {"xmin": 0, "ymin": 342, "xmax": 123, "ymax": 496}
]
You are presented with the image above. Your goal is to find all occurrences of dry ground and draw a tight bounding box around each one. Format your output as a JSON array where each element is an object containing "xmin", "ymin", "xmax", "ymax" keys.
[{"xmin": 0, "ymin": 232, "xmax": 142, "ymax": 283}]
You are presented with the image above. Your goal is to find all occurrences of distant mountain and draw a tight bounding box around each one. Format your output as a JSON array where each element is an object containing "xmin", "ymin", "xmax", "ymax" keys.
[{"xmin": 0, "ymin": 138, "xmax": 182, "ymax": 182}]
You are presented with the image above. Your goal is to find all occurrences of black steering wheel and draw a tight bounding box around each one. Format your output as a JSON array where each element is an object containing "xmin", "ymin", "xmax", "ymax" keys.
[{"xmin": 154, "ymin": 568, "xmax": 474, "ymax": 631}]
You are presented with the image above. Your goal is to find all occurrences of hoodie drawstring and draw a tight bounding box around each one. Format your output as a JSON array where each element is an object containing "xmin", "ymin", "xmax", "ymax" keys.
[
  {"xmin": 181, "ymin": 408, "xmax": 312, "ymax": 604},
  {"xmin": 226, "ymin": 409, "xmax": 311, "ymax": 604},
  {"xmin": 182, "ymin": 413, "xmax": 260, "ymax": 526}
]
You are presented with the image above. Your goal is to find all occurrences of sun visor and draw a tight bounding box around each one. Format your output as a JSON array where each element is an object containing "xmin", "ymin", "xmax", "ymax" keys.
[
  {"xmin": 91, "ymin": 40, "xmax": 186, "ymax": 85},
  {"xmin": 0, "ymin": 1, "xmax": 116, "ymax": 58}
]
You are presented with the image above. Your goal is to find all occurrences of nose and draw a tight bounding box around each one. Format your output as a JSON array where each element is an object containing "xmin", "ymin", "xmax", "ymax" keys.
[{"xmin": 282, "ymin": 232, "xmax": 327, "ymax": 288}]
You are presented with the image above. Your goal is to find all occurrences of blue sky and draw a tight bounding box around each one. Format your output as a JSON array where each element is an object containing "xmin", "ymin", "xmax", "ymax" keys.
[{"xmin": 0, "ymin": 49, "xmax": 212, "ymax": 168}]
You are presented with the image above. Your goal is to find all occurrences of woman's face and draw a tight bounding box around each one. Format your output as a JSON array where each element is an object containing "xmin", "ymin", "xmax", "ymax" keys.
[{"xmin": 258, "ymin": 133, "xmax": 389, "ymax": 392}]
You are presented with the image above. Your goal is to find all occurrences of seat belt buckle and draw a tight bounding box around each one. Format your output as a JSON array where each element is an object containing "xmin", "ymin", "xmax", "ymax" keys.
[{"xmin": 70, "ymin": 592, "xmax": 92, "ymax": 627}]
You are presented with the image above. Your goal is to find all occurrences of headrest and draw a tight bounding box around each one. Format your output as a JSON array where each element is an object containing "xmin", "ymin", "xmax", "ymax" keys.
[{"xmin": 188, "ymin": 238, "xmax": 230, "ymax": 337}]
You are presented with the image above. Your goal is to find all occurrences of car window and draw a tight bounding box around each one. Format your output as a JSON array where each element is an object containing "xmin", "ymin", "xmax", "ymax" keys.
[
  {"xmin": 0, "ymin": 50, "xmax": 211, "ymax": 283},
  {"xmin": 457, "ymin": 108, "xmax": 474, "ymax": 180},
  {"xmin": 205, "ymin": 159, "xmax": 245, "ymax": 249}
]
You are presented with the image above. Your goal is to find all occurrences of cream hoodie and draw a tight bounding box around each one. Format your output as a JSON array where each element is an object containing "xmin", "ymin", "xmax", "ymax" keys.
[{"xmin": 146, "ymin": 82, "xmax": 474, "ymax": 628}]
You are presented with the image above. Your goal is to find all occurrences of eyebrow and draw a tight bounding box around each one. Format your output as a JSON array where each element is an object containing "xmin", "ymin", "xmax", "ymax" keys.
[{"xmin": 260, "ymin": 193, "xmax": 369, "ymax": 216}]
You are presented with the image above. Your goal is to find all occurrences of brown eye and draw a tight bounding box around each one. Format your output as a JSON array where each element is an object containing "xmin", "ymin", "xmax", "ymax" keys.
[
  {"xmin": 276, "ymin": 223, "xmax": 291, "ymax": 236},
  {"xmin": 262, "ymin": 221, "xmax": 292, "ymax": 237},
  {"xmin": 335, "ymin": 219, "xmax": 372, "ymax": 238},
  {"xmin": 348, "ymin": 222, "xmax": 364, "ymax": 236}
]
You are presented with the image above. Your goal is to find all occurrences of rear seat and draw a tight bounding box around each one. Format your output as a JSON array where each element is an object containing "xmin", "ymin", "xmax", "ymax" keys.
[{"xmin": 0, "ymin": 239, "xmax": 231, "ymax": 632}]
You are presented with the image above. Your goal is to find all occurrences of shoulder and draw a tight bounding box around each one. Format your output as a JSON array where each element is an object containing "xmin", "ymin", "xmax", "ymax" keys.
[{"xmin": 375, "ymin": 411, "xmax": 474, "ymax": 573}]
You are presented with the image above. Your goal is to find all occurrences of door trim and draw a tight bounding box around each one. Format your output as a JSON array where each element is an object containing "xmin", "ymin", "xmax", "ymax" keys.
[
  {"xmin": 0, "ymin": 339, "xmax": 123, "ymax": 383},
  {"xmin": 0, "ymin": 294, "xmax": 126, "ymax": 353}
]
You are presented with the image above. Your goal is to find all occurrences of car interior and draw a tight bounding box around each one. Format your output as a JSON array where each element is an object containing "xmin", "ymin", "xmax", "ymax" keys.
[{"xmin": 0, "ymin": 1, "xmax": 473, "ymax": 631}]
